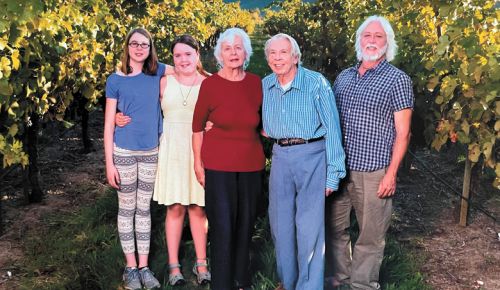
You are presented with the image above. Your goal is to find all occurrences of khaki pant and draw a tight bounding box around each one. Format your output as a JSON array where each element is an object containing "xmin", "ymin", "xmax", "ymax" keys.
[{"xmin": 326, "ymin": 169, "xmax": 392, "ymax": 290}]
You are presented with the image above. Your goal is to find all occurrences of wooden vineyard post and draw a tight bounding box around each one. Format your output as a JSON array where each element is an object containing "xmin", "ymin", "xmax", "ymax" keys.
[
  {"xmin": 459, "ymin": 158, "xmax": 472, "ymax": 226},
  {"xmin": 0, "ymin": 187, "xmax": 2, "ymax": 235}
]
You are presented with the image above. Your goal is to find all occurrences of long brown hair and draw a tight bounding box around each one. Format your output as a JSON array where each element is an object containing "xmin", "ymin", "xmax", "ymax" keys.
[
  {"xmin": 120, "ymin": 28, "xmax": 159, "ymax": 75},
  {"xmin": 170, "ymin": 34, "xmax": 210, "ymax": 77}
]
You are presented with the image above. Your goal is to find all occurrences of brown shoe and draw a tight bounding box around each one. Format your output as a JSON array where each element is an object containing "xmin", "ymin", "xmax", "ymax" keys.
[{"xmin": 275, "ymin": 282, "xmax": 285, "ymax": 290}]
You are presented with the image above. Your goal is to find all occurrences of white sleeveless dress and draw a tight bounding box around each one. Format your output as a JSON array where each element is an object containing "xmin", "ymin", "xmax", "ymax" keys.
[{"xmin": 153, "ymin": 75, "xmax": 204, "ymax": 206}]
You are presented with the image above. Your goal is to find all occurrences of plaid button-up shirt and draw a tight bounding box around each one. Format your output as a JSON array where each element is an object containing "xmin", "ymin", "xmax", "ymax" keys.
[{"xmin": 334, "ymin": 60, "xmax": 414, "ymax": 172}]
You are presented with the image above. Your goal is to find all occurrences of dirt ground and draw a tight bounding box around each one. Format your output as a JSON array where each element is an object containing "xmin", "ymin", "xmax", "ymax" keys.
[
  {"xmin": 0, "ymin": 110, "xmax": 499, "ymax": 289},
  {"xmin": 0, "ymin": 111, "xmax": 109, "ymax": 289},
  {"xmin": 394, "ymin": 148, "xmax": 500, "ymax": 290}
]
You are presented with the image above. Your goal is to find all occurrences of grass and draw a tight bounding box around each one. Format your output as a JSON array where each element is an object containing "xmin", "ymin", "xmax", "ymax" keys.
[
  {"xmin": 16, "ymin": 26, "xmax": 430, "ymax": 290},
  {"xmin": 17, "ymin": 190, "xmax": 430, "ymax": 289},
  {"xmin": 20, "ymin": 191, "xmax": 124, "ymax": 290},
  {"xmin": 250, "ymin": 217, "xmax": 278, "ymax": 289},
  {"xmin": 380, "ymin": 237, "xmax": 432, "ymax": 290},
  {"xmin": 16, "ymin": 189, "xmax": 277, "ymax": 290}
]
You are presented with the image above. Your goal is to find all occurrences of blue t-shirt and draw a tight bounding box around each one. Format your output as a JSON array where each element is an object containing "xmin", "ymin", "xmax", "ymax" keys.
[{"xmin": 105, "ymin": 62, "xmax": 166, "ymax": 150}]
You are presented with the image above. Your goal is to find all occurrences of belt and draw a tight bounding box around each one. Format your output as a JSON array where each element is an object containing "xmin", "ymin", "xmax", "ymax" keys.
[{"xmin": 274, "ymin": 137, "xmax": 324, "ymax": 147}]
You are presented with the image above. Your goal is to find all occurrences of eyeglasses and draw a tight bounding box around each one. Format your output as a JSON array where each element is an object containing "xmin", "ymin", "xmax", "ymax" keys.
[{"xmin": 129, "ymin": 42, "xmax": 150, "ymax": 49}]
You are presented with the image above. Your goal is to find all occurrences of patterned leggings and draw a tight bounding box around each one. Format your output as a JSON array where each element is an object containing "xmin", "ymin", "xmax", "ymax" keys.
[{"xmin": 113, "ymin": 145, "xmax": 158, "ymax": 255}]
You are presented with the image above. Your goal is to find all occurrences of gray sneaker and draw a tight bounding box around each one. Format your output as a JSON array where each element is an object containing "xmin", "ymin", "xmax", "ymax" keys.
[
  {"xmin": 123, "ymin": 267, "xmax": 142, "ymax": 290},
  {"xmin": 139, "ymin": 267, "xmax": 161, "ymax": 289}
]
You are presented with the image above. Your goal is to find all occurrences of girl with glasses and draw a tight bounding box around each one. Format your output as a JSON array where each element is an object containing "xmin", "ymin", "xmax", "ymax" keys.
[
  {"xmin": 115, "ymin": 35, "xmax": 212, "ymax": 287},
  {"xmin": 104, "ymin": 27, "xmax": 165, "ymax": 290}
]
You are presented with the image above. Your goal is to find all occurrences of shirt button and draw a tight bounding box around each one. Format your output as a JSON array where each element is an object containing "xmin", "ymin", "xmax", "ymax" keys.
[{"xmin": 282, "ymin": 109, "xmax": 285, "ymax": 113}]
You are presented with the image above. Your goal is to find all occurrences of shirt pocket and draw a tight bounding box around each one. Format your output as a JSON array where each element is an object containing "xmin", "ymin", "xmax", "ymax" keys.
[{"xmin": 289, "ymin": 91, "xmax": 316, "ymax": 113}]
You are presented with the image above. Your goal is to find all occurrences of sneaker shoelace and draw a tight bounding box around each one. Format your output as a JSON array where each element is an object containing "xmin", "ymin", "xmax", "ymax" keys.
[
  {"xmin": 125, "ymin": 268, "xmax": 139, "ymax": 282},
  {"xmin": 140, "ymin": 267, "xmax": 159, "ymax": 287}
]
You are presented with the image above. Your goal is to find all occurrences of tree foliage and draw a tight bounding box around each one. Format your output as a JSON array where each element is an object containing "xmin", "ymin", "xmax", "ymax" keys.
[
  {"xmin": 0, "ymin": 0, "xmax": 255, "ymax": 168},
  {"xmin": 263, "ymin": 0, "xmax": 499, "ymax": 188}
]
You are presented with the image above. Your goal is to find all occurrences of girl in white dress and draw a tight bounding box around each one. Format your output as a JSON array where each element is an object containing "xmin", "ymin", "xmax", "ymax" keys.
[{"xmin": 155, "ymin": 35, "xmax": 211, "ymax": 286}]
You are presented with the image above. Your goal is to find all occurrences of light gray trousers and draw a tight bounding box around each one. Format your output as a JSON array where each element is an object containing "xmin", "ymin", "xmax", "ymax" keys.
[{"xmin": 269, "ymin": 140, "xmax": 326, "ymax": 290}]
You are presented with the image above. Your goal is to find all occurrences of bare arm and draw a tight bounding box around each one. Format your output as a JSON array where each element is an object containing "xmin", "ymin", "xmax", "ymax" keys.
[
  {"xmin": 159, "ymin": 75, "xmax": 167, "ymax": 102},
  {"xmin": 377, "ymin": 108, "xmax": 412, "ymax": 198},
  {"xmin": 104, "ymin": 98, "xmax": 120, "ymax": 189},
  {"xmin": 192, "ymin": 131, "xmax": 205, "ymax": 187}
]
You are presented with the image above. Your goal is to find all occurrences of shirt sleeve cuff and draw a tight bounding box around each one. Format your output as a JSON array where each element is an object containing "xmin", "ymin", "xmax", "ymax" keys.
[{"xmin": 326, "ymin": 178, "xmax": 339, "ymax": 191}]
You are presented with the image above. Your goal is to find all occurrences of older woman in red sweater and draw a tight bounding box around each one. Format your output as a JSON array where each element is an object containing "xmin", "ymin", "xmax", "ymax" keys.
[{"xmin": 192, "ymin": 27, "xmax": 265, "ymax": 290}]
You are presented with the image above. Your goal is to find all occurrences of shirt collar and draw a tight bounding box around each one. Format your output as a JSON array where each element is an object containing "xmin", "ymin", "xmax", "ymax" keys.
[
  {"xmin": 266, "ymin": 65, "xmax": 305, "ymax": 91},
  {"xmin": 354, "ymin": 59, "xmax": 389, "ymax": 75}
]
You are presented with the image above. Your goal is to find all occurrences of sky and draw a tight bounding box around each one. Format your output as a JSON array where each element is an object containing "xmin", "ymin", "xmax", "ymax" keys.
[{"xmin": 224, "ymin": 0, "xmax": 316, "ymax": 9}]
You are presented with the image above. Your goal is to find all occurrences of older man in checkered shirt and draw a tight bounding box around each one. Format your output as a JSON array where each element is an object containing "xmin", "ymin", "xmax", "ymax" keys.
[{"xmin": 325, "ymin": 16, "xmax": 414, "ymax": 290}]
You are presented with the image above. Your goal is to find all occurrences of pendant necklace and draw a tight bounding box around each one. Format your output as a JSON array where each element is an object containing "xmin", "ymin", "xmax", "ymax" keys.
[{"xmin": 179, "ymin": 74, "xmax": 198, "ymax": 106}]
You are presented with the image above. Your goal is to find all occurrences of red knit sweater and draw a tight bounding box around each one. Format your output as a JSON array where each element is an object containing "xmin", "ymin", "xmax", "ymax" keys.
[{"xmin": 192, "ymin": 73, "xmax": 265, "ymax": 172}]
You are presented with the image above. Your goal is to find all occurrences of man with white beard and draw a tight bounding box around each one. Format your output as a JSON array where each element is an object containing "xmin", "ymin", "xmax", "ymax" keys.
[{"xmin": 325, "ymin": 16, "xmax": 414, "ymax": 290}]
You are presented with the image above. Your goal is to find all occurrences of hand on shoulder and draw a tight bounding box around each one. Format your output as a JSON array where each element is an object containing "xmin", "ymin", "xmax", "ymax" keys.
[{"xmin": 115, "ymin": 68, "xmax": 126, "ymax": 76}]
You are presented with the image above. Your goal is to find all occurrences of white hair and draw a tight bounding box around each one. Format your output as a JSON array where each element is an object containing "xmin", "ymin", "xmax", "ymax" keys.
[
  {"xmin": 214, "ymin": 27, "xmax": 252, "ymax": 69},
  {"xmin": 355, "ymin": 15, "xmax": 397, "ymax": 62},
  {"xmin": 264, "ymin": 33, "xmax": 302, "ymax": 65}
]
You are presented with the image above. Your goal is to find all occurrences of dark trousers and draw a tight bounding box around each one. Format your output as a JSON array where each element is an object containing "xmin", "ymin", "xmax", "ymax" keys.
[{"xmin": 205, "ymin": 169, "xmax": 262, "ymax": 290}]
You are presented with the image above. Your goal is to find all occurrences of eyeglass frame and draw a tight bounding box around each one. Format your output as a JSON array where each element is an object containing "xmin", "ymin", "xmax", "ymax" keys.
[{"xmin": 128, "ymin": 42, "xmax": 151, "ymax": 49}]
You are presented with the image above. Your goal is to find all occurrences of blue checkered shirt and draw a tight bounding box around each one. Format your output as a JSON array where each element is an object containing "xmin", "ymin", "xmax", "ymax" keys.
[
  {"xmin": 334, "ymin": 60, "xmax": 414, "ymax": 172},
  {"xmin": 262, "ymin": 66, "xmax": 346, "ymax": 190}
]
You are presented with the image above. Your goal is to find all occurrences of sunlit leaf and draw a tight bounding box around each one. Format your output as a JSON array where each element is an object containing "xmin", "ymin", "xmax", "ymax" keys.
[
  {"xmin": 11, "ymin": 49, "xmax": 20, "ymax": 70},
  {"xmin": 461, "ymin": 120, "xmax": 470, "ymax": 135},
  {"xmin": 427, "ymin": 76, "xmax": 439, "ymax": 91},
  {"xmin": 439, "ymin": 5, "xmax": 450, "ymax": 17},
  {"xmin": 468, "ymin": 143, "xmax": 480, "ymax": 163},
  {"xmin": 441, "ymin": 76, "xmax": 457, "ymax": 98},
  {"xmin": 0, "ymin": 75, "xmax": 12, "ymax": 95},
  {"xmin": 8, "ymin": 124, "xmax": 18, "ymax": 137},
  {"xmin": 482, "ymin": 141, "xmax": 493, "ymax": 160}
]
